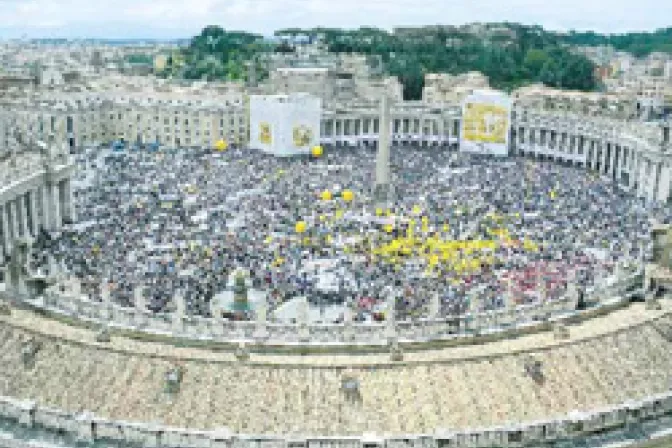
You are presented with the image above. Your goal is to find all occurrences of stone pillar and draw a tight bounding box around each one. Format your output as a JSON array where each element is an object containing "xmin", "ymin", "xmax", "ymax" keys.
[
  {"xmin": 63, "ymin": 179, "xmax": 76, "ymax": 223},
  {"xmin": 1, "ymin": 203, "xmax": 11, "ymax": 256},
  {"xmin": 343, "ymin": 300, "xmax": 354, "ymax": 341},
  {"xmin": 172, "ymin": 291, "xmax": 185, "ymax": 332},
  {"xmin": 41, "ymin": 186, "xmax": 51, "ymax": 231},
  {"xmin": 628, "ymin": 153, "xmax": 637, "ymax": 189},
  {"xmin": 253, "ymin": 292, "xmax": 268, "ymax": 340},
  {"xmin": 506, "ymin": 276, "xmax": 516, "ymax": 309},
  {"xmin": 438, "ymin": 118, "xmax": 444, "ymax": 145},
  {"xmin": 52, "ymin": 183, "xmax": 62, "ymax": 230},
  {"xmin": 657, "ymin": 163, "xmax": 671, "ymax": 203},
  {"xmin": 639, "ymin": 158, "xmax": 648, "ymax": 199},
  {"xmin": 649, "ymin": 162, "xmax": 660, "ymax": 203},
  {"xmin": 429, "ymin": 291, "xmax": 440, "ymax": 319},
  {"xmin": 385, "ymin": 292, "xmax": 397, "ymax": 341},
  {"xmin": 134, "ymin": 284, "xmax": 145, "ymax": 312},
  {"xmin": 11, "ymin": 200, "xmax": 20, "ymax": 240},
  {"xmin": 29, "ymin": 190, "xmax": 39, "ymax": 237},
  {"xmin": 374, "ymin": 95, "xmax": 391, "ymax": 208},
  {"xmin": 297, "ymin": 295, "xmax": 310, "ymax": 341},
  {"xmin": 100, "ymin": 281, "xmax": 110, "ymax": 304},
  {"xmin": 19, "ymin": 196, "xmax": 28, "ymax": 238},
  {"xmin": 70, "ymin": 276, "xmax": 81, "ymax": 298},
  {"xmin": 611, "ymin": 145, "xmax": 619, "ymax": 180}
]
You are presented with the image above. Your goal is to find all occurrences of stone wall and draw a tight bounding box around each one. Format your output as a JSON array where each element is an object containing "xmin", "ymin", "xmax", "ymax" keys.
[
  {"xmin": 0, "ymin": 267, "xmax": 639, "ymax": 348},
  {"xmin": 0, "ymin": 392, "xmax": 671, "ymax": 448}
]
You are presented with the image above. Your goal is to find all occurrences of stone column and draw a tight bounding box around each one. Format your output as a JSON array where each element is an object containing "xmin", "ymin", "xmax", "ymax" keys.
[
  {"xmin": 385, "ymin": 292, "xmax": 397, "ymax": 341},
  {"xmin": 430, "ymin": 291, "xmax": 441, "ymax": 319},
  {"xmin": 69, "ymin": 276, "xmax": 81, "ymax": 298},
  {"xmin": 506, "ymin": 276, "xmax": 516, "ymax": 310},
  {"xmin": 51, "ymin": 183, "xmax": 61, "ymax": 230},
  {"xmin": 590, "ymin": 141, "xmax": 598, "ymax": 171},
  {"xmin": 97, "ymin": 279, "xmax": 108, "ymax": 300},
  {"xmin": 374, "ymin": 95, "xmax": 391, "ymax": 207},
  {"xmin": 11, "ymin": 200, "xmax": 20, "ymax": 240},
  {"xmin": 297, "ymin": 295, "xmax": 310, "ymax": 341},
  {"xmin": 18, "ymin": 196, "xmax": 28, "ymax": 238},
  {"xmin": 29, "ymin": 190, "xmax": 39, "ymax": 236},
  {"xmin": 629, "ymin": 153, "xmax": 638, "ymax": 189},
  {"xmin": 41, "ymin": 186, "xmax": 51, "ymax": 231},
  {"xmin": 343, "ymin": 300, "xmax": 354, "ymax": 341},
  {"xmin": 649, "ymin": 161, "xmax": 660, "ymax": 202},
  {"xmin": 253, "ymin": 293, "xmax": 268, "ymax": 339},
  {"xmin": 134, "ymin": 284, "xmax": 145, "ymax": 312},
  {"xmin": 63, "ymin": 179, "xmax": 76, "ymax": 223},
  {"xmin": 601, "ymin": 142, "xmax": 609, "ymax": 175},
  {"xmin": 657, "ymin": 164, "xmax": 671, "ymax": 203},
  {"xmin": 172, "ymin": 291, "xmax": 185, "ymax": 332},
  {"xmin": 438, "ymin": 118, "xmax": 444, "ymax": 145},
  {"xmin": 1, "ymin": 203, "xmax": 11, "ymax": 256}
]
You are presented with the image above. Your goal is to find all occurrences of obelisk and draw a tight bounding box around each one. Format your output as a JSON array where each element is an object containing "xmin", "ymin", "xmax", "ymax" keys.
[{"xmin": 374, "ymin": 95, "xmax": 392, "ymax": 208}]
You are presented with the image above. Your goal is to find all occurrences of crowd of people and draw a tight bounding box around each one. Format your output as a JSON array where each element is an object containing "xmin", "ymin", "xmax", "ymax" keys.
[{"xmin": 33, "ymin": 144, "xmax": 669, "ymax": 322}]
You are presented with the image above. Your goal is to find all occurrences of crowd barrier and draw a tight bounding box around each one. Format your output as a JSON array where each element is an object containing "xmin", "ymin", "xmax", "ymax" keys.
[
  {"xmin": 2, "ymin": 268, "xmax": 641, "ymax": 347},
  {"xmin": 0, "ymin": 390, "xmax": 671, "ymax": 448}
]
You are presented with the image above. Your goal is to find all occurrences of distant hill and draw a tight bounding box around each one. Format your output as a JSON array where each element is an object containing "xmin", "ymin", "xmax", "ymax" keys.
[
  {"xmin": 161, "ymin": 23, "xmax": 672, "ymax": 99},
  {"xmin": 554, "ymin": 27, "xmax": 672, "ymax": 57}
]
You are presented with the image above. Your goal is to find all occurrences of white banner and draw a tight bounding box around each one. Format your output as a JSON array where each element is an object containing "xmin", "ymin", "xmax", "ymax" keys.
[
  {"xmin": 460, "ymin": 90, "xmax": 512, "ymax": 156},
  {"xmin": 249, "ymin": 94, "xmax": 322, "ymax": 157}
]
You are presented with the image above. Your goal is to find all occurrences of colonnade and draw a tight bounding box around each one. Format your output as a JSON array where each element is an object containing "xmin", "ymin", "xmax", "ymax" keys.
[
  {"xmin": 0, "ymin": 155, "xmax": 75, "ymax": 259},
  {"xmin": 320, "ymin": 109, "xmax": 461, "ymax": 148},
  {"xmin": 512, "ymin": 111, "xmax": 672, "ymax": 203}
]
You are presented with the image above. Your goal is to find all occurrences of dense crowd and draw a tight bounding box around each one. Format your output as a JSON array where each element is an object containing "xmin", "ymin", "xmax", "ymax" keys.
[{"xmin": 33, "ymin": 144, "xmax": 668, "ymax": 322}]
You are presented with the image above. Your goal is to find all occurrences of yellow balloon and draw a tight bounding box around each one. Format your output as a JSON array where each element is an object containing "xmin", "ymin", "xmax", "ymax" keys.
[
  {"xmin": 311, "ymin": 145, "xmax": 323, "ymax": 157},
  {"xmin": 342, "ymin": 190, "xmax": 354, "ymax": 202},
  {"xmin": 321, "ymin": 190, "xmax": 332, "ymax": 201},
  {"xmin": 215, "ymin": 139, "xmax": 228, "ymax": 151},
  {"xmin": 295, "ymin": 221, "xmax": 307, "ymax": 234}
]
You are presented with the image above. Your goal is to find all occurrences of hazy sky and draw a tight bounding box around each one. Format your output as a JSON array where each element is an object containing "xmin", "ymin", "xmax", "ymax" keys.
[{"xmin": 0, "ymin": 0, "xmax": 670, "ymax": 39}]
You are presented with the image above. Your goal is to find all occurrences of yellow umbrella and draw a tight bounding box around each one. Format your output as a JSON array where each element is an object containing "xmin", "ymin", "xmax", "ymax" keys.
[
  {"xmin": 311, "ymin": 145, "xmax": 323, "ymax": 157},
  {"xmin": 342, "ymin": 190, "xmax": 354, "ymax": 202},
  {"xmin": 321, "ymin": 190, "xmax": 332, "ymax": 201}
]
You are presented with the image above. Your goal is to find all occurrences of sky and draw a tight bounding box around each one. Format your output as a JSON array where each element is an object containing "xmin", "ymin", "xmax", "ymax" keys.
[{"xmin": 0, "ymin": 0, "xmax": 670, "ymax": 39}]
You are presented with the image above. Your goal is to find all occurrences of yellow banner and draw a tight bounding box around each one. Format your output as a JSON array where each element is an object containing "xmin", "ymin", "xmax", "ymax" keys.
[
  {"xmin": 260, "ymin": 122, "xmax": 272, "ymax": 144},
  {"xmin": 462, "ymin": 103, "xmax": 508, "ymax": 144}
]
